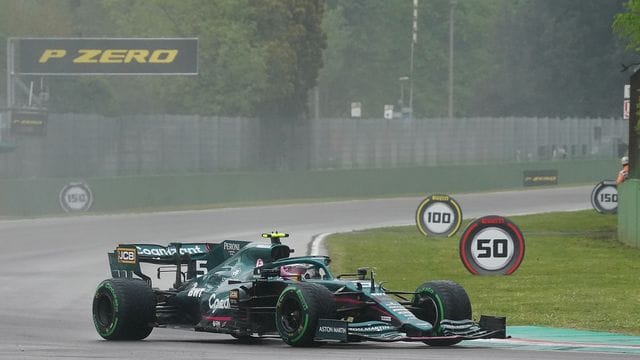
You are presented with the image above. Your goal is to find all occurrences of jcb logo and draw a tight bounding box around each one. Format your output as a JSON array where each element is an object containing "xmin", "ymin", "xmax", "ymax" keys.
[
  {"xmin": 116, "ymin": 248, "xmax": 137, "ymax": 264},
  {"xmin": 39, "ymin": 49, "xmax": 178, "ymax": 64}
]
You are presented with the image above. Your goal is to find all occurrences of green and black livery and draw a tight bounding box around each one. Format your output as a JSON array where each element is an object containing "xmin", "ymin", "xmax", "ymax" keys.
[{"xmin": 93, "ymin": 232, "xmax": 505, "ymax": 346}]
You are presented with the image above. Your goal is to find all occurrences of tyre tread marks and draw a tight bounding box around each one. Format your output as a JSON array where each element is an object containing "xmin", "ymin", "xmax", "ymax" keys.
[{"xmin": 93, "ymin": 278, "xmax": 156, "ymax": 340}]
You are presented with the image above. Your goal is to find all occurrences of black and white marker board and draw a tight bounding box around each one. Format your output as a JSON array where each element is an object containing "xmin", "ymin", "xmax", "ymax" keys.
[{"xmin": 459, "ymin": 215, "xmax": 525, "ymax": 275}]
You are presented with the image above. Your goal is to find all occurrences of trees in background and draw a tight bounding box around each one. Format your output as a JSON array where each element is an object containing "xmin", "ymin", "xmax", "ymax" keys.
[
  {"xmin": 0, "ymin": 0, "xmax": 325, "ymax": 120},
  {"xmin": 319, "ymin": 0, "xmax": 633, "ymax": 119},
  {"xmin": 614, "ymin": 0, "xmax": 640, "ymax": 50},
  {"xmin": 318, "ymin": 0, "xmax": 504, "ymax": 118},
  {"xmin": 0, "ymin": 0, "xmax": 634, "ymax": 119},
  {"xmin": 479, "ymin": 0, "xmax": 632, "ymax": 118}
]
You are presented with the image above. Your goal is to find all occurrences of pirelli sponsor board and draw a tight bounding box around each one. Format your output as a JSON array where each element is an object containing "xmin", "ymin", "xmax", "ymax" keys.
[
  {"xmin": 16, "ymin": 38, "xmax": 198, "ymax": 75},
  {"xmin": 459, "ymin": 216, "xmax": 525, "ymax": 275},
  {"xmin": 11, "ymin": 110, "xmax": 47, "ymax": 135},
  {"xmin": 523, "ymin": 169, "xmax": 558, "ymax": 187},
  {"xmin": 415, "ymin": 194, "xmax": 463, "ymax": 237}
]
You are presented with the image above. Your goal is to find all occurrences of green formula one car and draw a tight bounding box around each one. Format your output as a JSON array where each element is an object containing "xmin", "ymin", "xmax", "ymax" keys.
[{"xmin": 92, "ymin": 232, "xmax": 505, "ymax": 347}]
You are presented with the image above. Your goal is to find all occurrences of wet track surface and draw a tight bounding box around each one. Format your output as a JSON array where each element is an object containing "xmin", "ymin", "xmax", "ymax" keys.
[{"xmin": 1, "ymin": 185, "xmax": 637, "ymax": 359}]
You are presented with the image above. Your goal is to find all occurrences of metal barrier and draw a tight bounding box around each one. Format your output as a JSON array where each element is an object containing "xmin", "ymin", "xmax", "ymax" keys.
[{"xmin": 0, "ymin": 114, "xmax": 627, "ymax": 178}]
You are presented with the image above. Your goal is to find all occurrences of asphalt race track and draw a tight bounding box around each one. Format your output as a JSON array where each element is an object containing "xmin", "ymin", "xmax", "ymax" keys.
[{"xmin": 1, "ymin": 185, "xmax": 637, "ymax": 360}]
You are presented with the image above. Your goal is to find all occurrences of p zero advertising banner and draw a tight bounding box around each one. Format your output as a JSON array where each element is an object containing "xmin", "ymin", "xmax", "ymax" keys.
[
  {"xmin": 16, "ymin": 38, "xmax": 198, "ymax": 75},
  {"xmin": 11, "ymin": 110, "xmax": 48, "ymax": 136},
  {"xmin": 523, "ymin": 169, "xmax": 558, "ymax": 187}
]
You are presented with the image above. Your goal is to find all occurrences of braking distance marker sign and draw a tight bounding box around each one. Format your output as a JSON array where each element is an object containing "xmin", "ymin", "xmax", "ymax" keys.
[
  {"xmin": 415, "ymin": 194, "xmax": 462, "ymax": 237},
  {"xmin": 59, "ymin": 181, "xmax": 93, "ymax": 212},
  {"xmin": 590, "ymin": 180, "xmax": 618, "ymax": 214},
  {"xmin": 459, "ymin": 216, "xmax": 525, "ymax": 275}
]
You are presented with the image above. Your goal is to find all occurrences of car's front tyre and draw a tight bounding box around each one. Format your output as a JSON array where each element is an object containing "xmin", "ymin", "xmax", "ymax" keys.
[
  {"xmin": 275, "ymin": 282, "xmax": 336, "ymax": 347},
  {"xmin": 411, "ymin": 280, "xmax": 471, "ymax": 346}
]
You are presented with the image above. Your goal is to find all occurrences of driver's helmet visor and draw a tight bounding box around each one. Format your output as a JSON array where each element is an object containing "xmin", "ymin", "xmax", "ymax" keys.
[{"xmin": 280, "ymin": 265, "xmax": 307, "ymax": 278}]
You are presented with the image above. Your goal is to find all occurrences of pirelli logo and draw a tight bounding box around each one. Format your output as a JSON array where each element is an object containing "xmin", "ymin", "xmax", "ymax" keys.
[
  {"xmin": 16, "ymin": 38, "xmax": 198, "ymax": 75},
  {"xmin": 39, "ymin": 49, "xmax": 179, "ymax": 64},
  {"xmin": 116, "ymin": 247, "xmax": 138, "ymax": 265},
  {"xmin": 523, "ymin": 169, "xmax": 558, "ymax": 187},
  {"xmin": 11, "ymin": 110, "xmax": 47, "ymax": 136}
]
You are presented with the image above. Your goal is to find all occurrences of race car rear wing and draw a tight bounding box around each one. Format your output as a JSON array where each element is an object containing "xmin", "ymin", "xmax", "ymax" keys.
[{"xmin": 108, "ymin": 240, "xmax": 250, "ymax": 287}]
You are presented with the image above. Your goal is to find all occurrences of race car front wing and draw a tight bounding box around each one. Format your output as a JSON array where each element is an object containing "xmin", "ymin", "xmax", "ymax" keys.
[{"xmin": 315, "ymin": 316, "xmax": 506, "ymax": 343}]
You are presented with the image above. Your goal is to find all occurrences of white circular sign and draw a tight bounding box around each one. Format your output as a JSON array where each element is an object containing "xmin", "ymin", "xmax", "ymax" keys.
[
  {"xmin": 59, "ymin": 182, "xmax": 93, "ymax": 212},
  {"xmin": 591, "ymin": 181, "xmax": 618, "ymax": 214},
  {"xmin": 470, "ymin": 228, "xmax": 514, "ymax": 271},
  {"xmin": 596, "ymin": 186, "xmax": 618, "ymax": 212},
  {"xmin": 422, "ymin": 202, "xmax": 456, "ymax": 234},
  {"xmin": 416, "ymin": 195, "xmax": 463, "ymax": 237},
  {"xmin": 459, "ymin": 216, "xmax": 525, "ymax": 275}
]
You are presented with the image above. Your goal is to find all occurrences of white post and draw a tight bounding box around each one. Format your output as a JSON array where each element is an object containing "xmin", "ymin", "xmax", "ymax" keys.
[
  {"xmin": 409, "ymin": 0, "xmax": 418, "ymax": 119},
  {"xmin": 448, "ymin": 0, "xmax": 456, "ymax": 119},
  {"xmin": 6, "ymin": 38, "xmax": 14, "ymax": 109}
]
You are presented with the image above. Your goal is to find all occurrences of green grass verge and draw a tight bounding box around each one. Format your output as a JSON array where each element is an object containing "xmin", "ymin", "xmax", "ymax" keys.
[{"xmin": 325, "ymin": 210, "xmax": 640, "ymax": 335}]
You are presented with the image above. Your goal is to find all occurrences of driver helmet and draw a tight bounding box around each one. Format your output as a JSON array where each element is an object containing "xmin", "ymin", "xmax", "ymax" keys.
[
  {"xmin": 622, "ymin": 156, "xmax": 629, "ymax": 165},
  {"xmin": 280, "ymin": 264, "xmax": 307, "ymax": 279}
]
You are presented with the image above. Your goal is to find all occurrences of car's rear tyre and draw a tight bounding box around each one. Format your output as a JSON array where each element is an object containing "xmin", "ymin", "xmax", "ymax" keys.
[
  {"xmin": 412, "ymin": 280, "xmax": 471, "ymax": 346},
  {"xmin": 275, "ymin": 282, "xmax": 336, "ymax": 347},
  {"xmin": 92, "ymin": 278, "xmax": 156, "ymax": 340}
]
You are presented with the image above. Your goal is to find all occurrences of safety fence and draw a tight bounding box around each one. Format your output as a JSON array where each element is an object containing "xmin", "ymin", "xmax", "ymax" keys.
[{"xmin": 0, "ymin": 114, "xmax": 627, "ymax": 178}]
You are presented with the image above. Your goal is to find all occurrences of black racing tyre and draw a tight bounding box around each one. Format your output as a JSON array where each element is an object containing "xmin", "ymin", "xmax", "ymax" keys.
[
  {"xmin": 411, "ymin": 280, "xmax": 471, "ymax": 346},
  {"xmin": 275, "ymin": 282, "xmax": 336, "ymax": 347},
  {"xmin": 92, "ymin": 278, "xmax": 156, "ymax": 340}
]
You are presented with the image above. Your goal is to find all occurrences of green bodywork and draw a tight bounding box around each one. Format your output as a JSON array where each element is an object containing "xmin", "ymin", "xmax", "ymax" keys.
[{"xmin": 105, "ymin": 234, "xmax": 501, "ymax": 343}]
